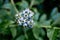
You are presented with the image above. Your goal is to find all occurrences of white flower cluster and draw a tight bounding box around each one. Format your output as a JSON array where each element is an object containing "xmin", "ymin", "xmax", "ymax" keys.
[{"xmin": 15, "ymin": 8, "xmax": 34, "ymax": 28}]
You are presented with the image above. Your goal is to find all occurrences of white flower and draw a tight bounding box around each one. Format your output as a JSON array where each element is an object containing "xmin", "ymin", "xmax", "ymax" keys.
[
  {"xmin": 19, "ymin": 17, "xmax": 24, "ymax": 21},
  {"xmin": 23, "ymin": 22, "xmax": 27, "ymax": 26},
  {"xmin": 27, "ymin": 21, "xmax": 30, "ymax": 24},
  {"xmin": 31, "ymin": 20, "xmax": 34, "ymax": 23},
  {"xmin": 23, "ymin": 19, "xmax": 27, "ymax": 23},
  {"xmin": 24, "ymin": 14, "xmax": 28, "ymax": 18},
  {"xmin": 23, "ymin": 8, "xmax": 30, "ymax": 14},
  {"xmin": 18, "ymin": 20, "xmax": 22, "ymax": 25},
  {"xmin": 29, "ymin": 13, "xmax": 34, "ymax": 17},
  {"xmin": 18, "ymin": 12, "xmax": 23, "ymax": 17},
  {"xmin": 15, "ymin": 8, "xmax": 34, "ymax": 28},
  {"xmin": 15, "ymin": 14, "xmax": 18, "ymax": 17},
  {"xmin": 29, "ymin": 11, "xmax": 34, "ymax": 17}
]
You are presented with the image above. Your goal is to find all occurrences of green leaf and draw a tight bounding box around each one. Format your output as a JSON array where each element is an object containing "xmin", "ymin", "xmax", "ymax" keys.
[
  {"xmin": 39, "ymin": 37, "xmax": 43, "ymax": 40},
  {"xmin": 32, "ymin": 0, "xmax": 44, "ymax": 5},
  {"xmin": 16, "ymin": 35, "xmax": 25, "ymax": 40},
  {"xmin": 41, "ymin": 19, "xmax": 52, "ymax": 26},
  {"xmin": 40, "ymin": 14, "xmax": 46, "ymax": 23},
  {"xmin": 33, "ymin": 8, "xmax": 40, "ymax": 21},
  {"xmin": 34, "ymin": 21, "xmax": 51, "ymax": 28},
  {"xmin": 51, "ymin": 7, "xmax": 58, "ymax": 18},
  {"xmin": 47, "ymin": 29, "xmax": 55, "ymax": 40},
  {"xmin": 2, "ymin": 3, "xmax": 12, "ymax": 9},
  {"xmin": 33, "ymin": 27, "xmax": 45, "ymax": 39},
  {"xmin": 0, "ymin": 0, "xmax": 3, "ymax": 8},
  {"xmin": 47, "ymin": 29, "xmax": 59, "ymax": 40},
  {"xmin": 16, "ymin": 1, "xmax": 29, "ymax": 10},
  {"xmin": 52, "ymin": 13, "xmax": 60, "ymax": 25},
  {"xmin": 51, "ymin": 29, "xmax": 59, "ymax": 40},
  {"xmin": 10, "ymin": 27, "xmax": 17, "ymax": 38}
]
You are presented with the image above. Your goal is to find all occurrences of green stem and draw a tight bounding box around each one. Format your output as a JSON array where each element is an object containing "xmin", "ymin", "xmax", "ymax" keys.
[
  {"xmin": 11, "ymin": 0, "xmax": 19, "ymax": 13},
  {"xmin": 30, "ymin": 0, "xmax": 35, "ymax": 8},
  {"xmin": 51, "ymin": 29, "xmax": 59, "ymax": 40},
  {"xmin": 23, "ymin": 26, "xmax": 28, "ymax": 40}
]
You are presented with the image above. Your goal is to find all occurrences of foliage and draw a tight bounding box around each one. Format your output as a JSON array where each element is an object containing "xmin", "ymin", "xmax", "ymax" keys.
[{"xmin": 0, "ymin": 0, "xmax": 60, "ymax": 40}]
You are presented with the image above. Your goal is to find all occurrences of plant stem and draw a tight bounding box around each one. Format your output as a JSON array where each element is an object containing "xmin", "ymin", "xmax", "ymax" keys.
[
  {"xmin": 30, "ymin": 0, "xmax": 35, "ymax": 8},
  {"xmin": 11, "ymin": 0, "xmax": 19, "ymax": 13},
  {"xmin": 23, "ymin": 26, "xmax": 28, "ymax": 40}
]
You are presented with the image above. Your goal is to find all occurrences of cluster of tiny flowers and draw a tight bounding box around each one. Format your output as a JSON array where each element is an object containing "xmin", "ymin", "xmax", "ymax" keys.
[{"xmin": 15, "ymin": 8, "xmax": 34, "ymax": 28}]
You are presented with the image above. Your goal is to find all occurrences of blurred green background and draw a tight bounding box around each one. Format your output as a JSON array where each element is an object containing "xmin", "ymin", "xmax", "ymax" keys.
[{"xmin": 0, "ymin": 0, "xmax": 60, "ymax": 40}]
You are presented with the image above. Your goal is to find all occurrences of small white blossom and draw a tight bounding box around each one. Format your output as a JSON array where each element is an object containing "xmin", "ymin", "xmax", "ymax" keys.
[
  {"xmin": 27, "ymin": 21, "xmax": 30, "ymax": 24},
  {"xmin": 15, "ymin": 14, "xmax": 18, "ymax": 17},
  {"xmin": 19, "ymin": 17, "xmax": 24, "ymax": 21},
  {"xmin": 23, "ymin": 8, "xmax": 30, "ymax": 14},
  {"xmin": 31, "ymin": 20, "xmax": 34, "ymax": 23},
  {"xmin": 15, "ymin": 8, "xmax": 34, "ymax": 28},
  {"xmin": 23, "ymin": 19, "xmax": 27, "ymax": 23},
  {"xmin": 18, "ymin": 20, "xmax": 22, "ymax": 25},
  {"xmin": 29, "ymin": 13, "xmax": 34, "ymax": 17},
  {"xmin": 23, "ymin": 23, "xmax": 27, "ymax": 26},
  {"xmin": 24, "ymin": 14, "xmax": 28, "ymax": 18},
  {"xmin": 29, "ymin": 11, "xmax": 34, "ymax": 15}
]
